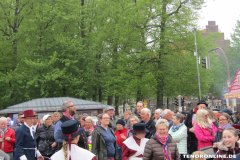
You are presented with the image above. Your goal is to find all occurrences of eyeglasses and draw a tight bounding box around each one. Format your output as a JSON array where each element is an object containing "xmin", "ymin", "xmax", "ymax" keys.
[
  {"xmin": 102, "ymin": 118, "xmax": 110, "ymax": 120},
  {"xmin": 69, "ymin": 105, "xmax": 74, "ymax": 108},
  {"xmin": 219, "ymin": 119, "xmax": 227, "ymax": 121}
]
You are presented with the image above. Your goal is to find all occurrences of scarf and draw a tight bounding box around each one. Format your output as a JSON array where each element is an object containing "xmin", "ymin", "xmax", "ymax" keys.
[
  {"xmin": 194, "ymin": 107, "xmax": 199, "ymax": 114},
  {"xmin": 156, "ymin": 132, "xmax": 172, "ymax": 160},
  {"xmin": 63, "ymin": 112, "xmax": 74, "ymax": 120},
  {"xmin": 0, "ymin": 127, "xmax": 8, "ymax": 150},
  {"xmin": 218, "ymin": 123, "xmax": 232, "ymax": 132},
  {"xmin": 171, "ymin": 123, "xmax": 184, "ymax": 132},
  {"xmin": 84, "ymin": 126, "xmax": 94, "ymax": 132}
]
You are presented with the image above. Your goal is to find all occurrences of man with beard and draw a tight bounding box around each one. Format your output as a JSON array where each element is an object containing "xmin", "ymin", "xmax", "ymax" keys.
[
  {"xmin": 54, "ymin": 100, "xmax": 89, "ymax": 151},
  {"xmin": 15, "ymin": 112, "xmax": 24, "ymax": 130}
]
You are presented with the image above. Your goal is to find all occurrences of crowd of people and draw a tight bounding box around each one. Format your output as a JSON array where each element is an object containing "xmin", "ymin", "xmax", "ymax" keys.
[{"xmin": 0, "ymin": 100, "xmax": 240, "ymax": 160}]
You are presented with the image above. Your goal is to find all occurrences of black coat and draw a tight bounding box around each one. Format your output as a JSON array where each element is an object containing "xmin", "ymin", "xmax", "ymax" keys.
[
  {"xmin": 142, "ymin": 118, "xmax": 156, "ymax": 139},
  {"xmin": 59, "ymin": 116, "xmax": 89, "ymax": 150},
  {"xmin": 184, "ymin": 108, "xmax": 198, "ymax": 152},
  {"xmin": 36, "ymin": 124, "xmax": 57, "ymax": 157}
]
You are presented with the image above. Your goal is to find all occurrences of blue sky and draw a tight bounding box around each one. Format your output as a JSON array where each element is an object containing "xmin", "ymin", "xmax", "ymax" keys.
[{"xmin": 198, "ymin": 0, "xmax": 240, "ymax": 40}]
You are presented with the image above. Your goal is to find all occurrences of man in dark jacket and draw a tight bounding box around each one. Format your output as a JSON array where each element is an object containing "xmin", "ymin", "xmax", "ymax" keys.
[
  {"xmin": 54, "ymin": 100, "xmax": 88, "ymax": 151},
  {"xmin": 184, "ymin": 100, "xmax": 208, "ymax": 154},
  {"xmin": 140, "ymin": 108, "xmax": 156, "ymax": 139},
  {"xmin": 126, "ymin": 101, "xmax": 144, "ymax": 128},
  {"xmin": 14, "ymin": 109, "xmax": 44, "ymax": 160}
]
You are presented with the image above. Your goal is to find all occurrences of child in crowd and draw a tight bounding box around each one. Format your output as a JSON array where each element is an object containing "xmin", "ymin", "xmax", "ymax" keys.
[
  {"xmin": 191, "ymin": 151, "xmax": 206, "ymax": 160},
  {"xmin": 214, "ymin": 127, "xmax": 240, "ymax": 160}
]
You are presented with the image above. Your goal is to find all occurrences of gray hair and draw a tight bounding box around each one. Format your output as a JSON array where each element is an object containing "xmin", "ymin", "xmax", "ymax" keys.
[
  {"xmin": 173, "ymin": 114, "xmax": 184, "ymax": 123},
  {"xmin": 0, "ymin": 117, "xmax": 7, "ymax": 123},
  {"xmin": 52, "ymin": 112, "xmax": 60, "ymax": 116},
  {"xmin": 85, "ymin": 116, "xmax": 93, "ymax": 123},
  {"xmin": 129, "ymin": 115, "xmax": 140, "ymax": 122},
  {"xmin": 61, "ymin": 100, "xmax": 72, "ymax": 112},
  {"xmin": 141, "ymin": 108, "xmax": 151, "ymax": 117},
  {"xmin": 162, "ymin": 109, "xmax": 171, "ymax": 118},
  {"xmin": 155, "ymin": 119, "xmax": 169, "ymax": 129}
]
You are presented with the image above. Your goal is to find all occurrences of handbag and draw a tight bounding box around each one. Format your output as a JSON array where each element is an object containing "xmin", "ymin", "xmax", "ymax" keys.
[{"xmin": 199, "ymin": 145, "xmax": 214, "ymax": 156}]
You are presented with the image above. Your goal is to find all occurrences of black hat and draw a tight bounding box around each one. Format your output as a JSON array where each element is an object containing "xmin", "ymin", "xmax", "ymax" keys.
[
  {"xmin": 130, "ymin": 123, "xmax": 149, "ymax": 133},
  {"xmin": 219, "ymin": 108, "xmax": 233, "ymax": 116},
  {"xmin": 57, "ymin": 120, "xmax": 84, "ymax": 140},
  {"xmin": 197, "ymin": 100, "xmax": 208, "ymax": 107},
  {"xmin": 116, "ymin": 119, "xmax": 125, "ymax": 126}
]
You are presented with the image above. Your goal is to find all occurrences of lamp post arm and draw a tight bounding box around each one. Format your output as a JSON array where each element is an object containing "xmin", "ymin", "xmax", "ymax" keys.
[
  {"xmin": 217, "ymin": 47, "xmax": 230, "ymax": 83},
  {"xmin": 208, "ymin": 47, "xmax": 231, "ymax": 88}
]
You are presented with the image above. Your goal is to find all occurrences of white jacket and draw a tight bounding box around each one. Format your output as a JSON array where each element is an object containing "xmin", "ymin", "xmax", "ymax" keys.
[
  {"xmin": 168, "ymin": 124, "xmax": 187, "ymax": 154},
  {"xmin": 50, "ymin": 144, "xmax": 96, "ymax": 160}
]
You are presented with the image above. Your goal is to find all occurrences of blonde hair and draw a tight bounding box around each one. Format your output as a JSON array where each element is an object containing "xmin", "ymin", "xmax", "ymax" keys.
[
  {"xmin": 191, "ymin": 151, "xmax": 206, "ymax": 160},
  {"xmin": 155, "ymin": 119, "xmax": 169, "ymax": 129},
  {"xmin": 206, "ymin": 109, "xmax": 218, "ymax": 122},
  {"xmin": 62, "ymin": 138, "xmax": 75, "ymax": 160},
  {"xmin": 129, "ymin": 115, "xmax": 140, "ymax": 122},
  {"xmin": 195, "ymin": 109, "xmax": 212, "ymax": 128},
  {"xmin": 124, "ymin": 111, "xmax": 132, "ymax": 115}
]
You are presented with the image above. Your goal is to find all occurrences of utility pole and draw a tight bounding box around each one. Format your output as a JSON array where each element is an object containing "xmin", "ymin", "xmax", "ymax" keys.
[{"xmin": 194, "ymin": 28, "xmax": 201, "ymax": 100}]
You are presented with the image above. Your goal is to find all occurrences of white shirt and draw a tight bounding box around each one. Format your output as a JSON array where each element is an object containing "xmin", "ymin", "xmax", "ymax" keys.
[
  {"xmin": 32, "ymin": 123, "xmax": 38, "ymax": 132},
  {"xmin": 20, "ymin": 122, "xmax": 41, "ymax": 160}
]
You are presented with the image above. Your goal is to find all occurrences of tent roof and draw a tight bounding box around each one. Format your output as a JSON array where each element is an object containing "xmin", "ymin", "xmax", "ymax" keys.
[
  {"xmin": 0, "ymin": 97, "xmax": 115, "ymax": 114},
  {"xmin": 229, "ymin": 69, "xmax": 240, "ymax": 94}
]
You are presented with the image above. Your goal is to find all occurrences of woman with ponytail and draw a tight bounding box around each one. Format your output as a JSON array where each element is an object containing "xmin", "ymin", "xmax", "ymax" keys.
[{"xmin": 50, "ymin": 120, "xmax": 96, "ymax": 160}]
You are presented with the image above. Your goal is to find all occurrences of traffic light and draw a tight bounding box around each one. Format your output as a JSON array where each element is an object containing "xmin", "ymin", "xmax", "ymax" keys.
[
  {"xmin": 202, "ymin": 58, "xmax": 206, "ymax": 68},
  {"xmin": 175, "ymin": 98, "xmax": 178, "ymax": 106},
  {"xmin": 181, "ymin": 97, "xmax": 185, "ymax": 106}
]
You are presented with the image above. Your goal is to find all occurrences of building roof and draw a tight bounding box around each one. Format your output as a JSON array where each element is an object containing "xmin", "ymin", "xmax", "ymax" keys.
[
  {"xmin": 229, "ymin": 69, "xmax": 240, "ymax": 94},
  {"xmin": 0, "ymin": 97, "xmax": 115, "ymax": 114}
]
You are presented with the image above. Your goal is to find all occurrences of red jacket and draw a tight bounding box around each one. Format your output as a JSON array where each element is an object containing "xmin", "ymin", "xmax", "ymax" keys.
[
  {"xmin": 115, "ymin": 128, "xmax": 129, "ymax": 148},
  {"xmin": 0, "ymin": 127, "xmax": 15, "ymax": 153}
]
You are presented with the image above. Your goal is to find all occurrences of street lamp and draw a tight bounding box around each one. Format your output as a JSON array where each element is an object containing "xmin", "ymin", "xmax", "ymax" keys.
[
  {"xmin": 208, "ymin": 47, "xmax": 231, "ymax": 89},
  {"xmin": 194, "ymin": 28, "xmax": 202, "ymax": 100}
]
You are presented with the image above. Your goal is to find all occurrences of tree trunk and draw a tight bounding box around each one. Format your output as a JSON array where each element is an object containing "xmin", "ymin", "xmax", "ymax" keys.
[
  {"xmin": 167, "ymin": 97, "xmax": 169, "ymax": 109},
  {"xmin": 108, "ymin": 96, "xmax": 113, "ymax": 105},
  {"xmin": 99, "ymin": 86, "xmax": 102, "ymax": 102},
  {"xmin": 156, "ymin": 0, "xmax": 167, "ymax": 109},
  {"xmin": 93, "ymin": 87, "xmax": 97, "ymax": 101},
  {"xmin": 123, "ymin": 99, "xmax": 126, "ymax": 112},
  {"xmin": 115, "ymin": 95, "xmax": 119, "ymax": 116},
  {"xmin": 136, "ymin": 90, "xmax": 142, "ymax": 103}
]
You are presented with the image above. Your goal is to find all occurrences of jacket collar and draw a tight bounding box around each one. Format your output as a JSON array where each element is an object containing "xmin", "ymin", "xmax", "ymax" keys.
[
  {"xmin": 144, "ymin": 118, "xmax": 154, "ymax": 126},
  {"xmin": 116, "ymin": 127, "xmax": 127, "ymax": 133},
  {"xmin": 134, "ymin": 109, "xmax": 140, "ymax": 117},
  {"xmin": 96, "ymin": 125, "xmax": 114, "ymax": 135},
  {"xmin": 217, "ymin": 141, "xmax": 240, "ymax": 151}
]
